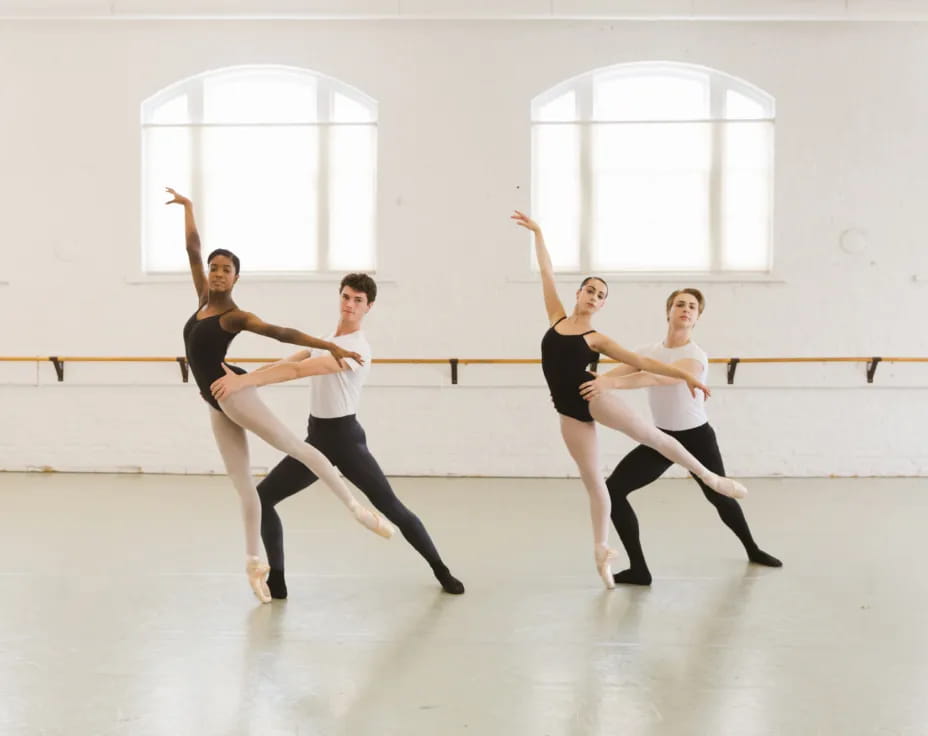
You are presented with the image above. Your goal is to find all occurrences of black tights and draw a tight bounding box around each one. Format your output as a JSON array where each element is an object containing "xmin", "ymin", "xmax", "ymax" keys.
[
  {"xmin": 258, "ymin": 415, "xmax": 452, "ymax": 584},
  {"xmin": 607, "ymin": 423, "xmax": 778, "ymax": 582}
]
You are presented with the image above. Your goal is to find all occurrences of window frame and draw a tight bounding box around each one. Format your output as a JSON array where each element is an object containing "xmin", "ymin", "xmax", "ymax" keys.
[
  {"xmin": 530, "ymin": 61, "xmax": 775, "ymax": 279},
  {"xmin": 139, "ymin": 64, "xmax": 378, "ymax": 279}
]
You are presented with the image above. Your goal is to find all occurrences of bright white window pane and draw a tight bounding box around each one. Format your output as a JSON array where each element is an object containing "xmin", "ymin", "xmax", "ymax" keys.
[
  {"xmin": 143, "ymin": 127, "xmax": 192, "ymax": 272},
  {"xmin": 594, "ymin": 73, "xmax": 708, "ymax": 121},
  {"xmin": 721, "ymin": 173, "xmax": 770, "ymax": 270},
  {"xmin": 722, "ymin": 121, "xmax": 772, "ymax": 270},
  {"xmin": 149, "ymin": 94, "xmax": 189, "ymax": 125},
  {"xmin": 725, "ymin": 90, "xmax": 769, "ymax": 120},
  {"xmin": 203, "ymin": 71, "xmax": 317, "ymax": 124},
  {"xmin": 329, "ymin": 126, "xmax": 376, "ymax": 270},
  {"xmin": 725, "ymin": 120, "xmax": 772, "ymax": 168},
  {"xmin": 533, "ymin": 124, "xmax": 581, "ymax": 270},
  {"xmin": 333, "ymin": 92, "xmax": 375, "ymax": 123},
  {"xmin": 201, "ymin": 126, "xmax": 318, "ymax": 271},
  {"xmin": 593, "ymin": 123, "xmax": 710, "ymax": 270},
  {"xmin": 533, "ymin": 91, "xmax": 577, "ymax": 122}
]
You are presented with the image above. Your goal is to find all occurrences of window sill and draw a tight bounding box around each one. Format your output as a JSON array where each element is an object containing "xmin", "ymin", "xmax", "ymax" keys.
[
  {"xmin": 508, "ymin": 271, "xmax": 785, "ymax": 285},
  {"xmin": 126, "ymin": 271, "xmax": 388, "ymax": 285}
]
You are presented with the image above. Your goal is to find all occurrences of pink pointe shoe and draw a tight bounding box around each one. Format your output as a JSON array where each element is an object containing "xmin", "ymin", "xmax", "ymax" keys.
[
  {"xmin": 707, "ymin": 474, "xmax": 748, "ymax": 500},
  {"xmin": 595, "ymin": 544, "xmax": 618, "ymax": 590},
  {"xmin": 245, "ymin": 556, "xmax": 271, "ymax": 604},
  {"xmin": 354, "ymin": 505, "xmax": 396, "ymax": 539}
]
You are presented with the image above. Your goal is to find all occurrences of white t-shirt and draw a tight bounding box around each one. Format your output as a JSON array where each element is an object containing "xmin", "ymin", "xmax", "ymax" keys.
[
  {"xmin": 309, "ymin": 330, "xmax": 371, "ymax": 418},
  {"xmin": 635, "ymin": 340, "xmax": 709, "ymax": 431}
]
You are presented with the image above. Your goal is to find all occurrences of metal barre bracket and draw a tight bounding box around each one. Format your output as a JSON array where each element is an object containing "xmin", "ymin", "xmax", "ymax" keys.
[
  {"xmin": 49, "ymin": 356, "xmax": 64, "ymax": 382},
  {"xmin": 727, "ymin": 358, "xmax": 740, "ymax": 385},
  {"xmin": 449, "ymin": 358, "xmax": 459, "ymax": 385},
  {"xmin": 176, "ymin": 357, "xmax": 189, "ymax": 383},
  {"xmin": 866, "ymin": 357, "xmax": 882, "ymax": 384}
]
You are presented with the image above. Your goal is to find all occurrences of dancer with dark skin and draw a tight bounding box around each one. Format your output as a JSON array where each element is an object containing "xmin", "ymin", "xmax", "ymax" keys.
[
  {"xmin": 579, "ymin": 288, "xmax": 782, "ymax": 585},
  {"xmin": 210, "ymin": 273, "xmax": 465, "ymax": 597},
  {"xmin": 167, "ymin": 188, "xmax": 395, "ymax": 604}
]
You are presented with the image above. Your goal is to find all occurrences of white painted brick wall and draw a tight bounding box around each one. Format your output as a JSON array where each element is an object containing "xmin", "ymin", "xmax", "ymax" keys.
[
  {"xmin": 1, "ymin": 19, "xmax": 927, "ymax": 476},
  {"xmin": 2, "ymin": 369, "xmax": 926, "ymax": 476}
]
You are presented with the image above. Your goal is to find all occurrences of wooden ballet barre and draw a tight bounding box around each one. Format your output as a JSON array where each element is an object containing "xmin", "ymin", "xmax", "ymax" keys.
[
  {"xmin": 0, "ymin": 355, "xmax": 926, "ymax": 385},
  {"xmin": 0, "ymin": 356, "xmax": 462, "ymax": 383}
]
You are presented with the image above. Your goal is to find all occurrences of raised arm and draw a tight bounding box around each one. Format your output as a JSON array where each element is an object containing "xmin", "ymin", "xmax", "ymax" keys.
[
  {"xmin": 165, "ymin": 188, "xmax": 206, "ymax": 303},
  {"xmin": 586, "ymin": 333, "xmax": 710, "ymax": 399},
  {"xmin": 210, "ymin": 354, "xmax": 347, "ymax": 401},
  {"xmin": 511, "ymin": 210, "xmax": 566, "ymax": 326},
  {"xmin": 223, "ymin": 311, "xmax": 363, "ymax": 366}
]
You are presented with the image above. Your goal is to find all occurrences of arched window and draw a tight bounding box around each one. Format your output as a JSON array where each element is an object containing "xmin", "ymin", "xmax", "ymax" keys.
[
  {"xmin": 532, "ymin": 61, "xmax": 774, "ymax": 274},
  {"xmin": 142, "ymin": 65, "xmax": 377, "ymax": 274}
]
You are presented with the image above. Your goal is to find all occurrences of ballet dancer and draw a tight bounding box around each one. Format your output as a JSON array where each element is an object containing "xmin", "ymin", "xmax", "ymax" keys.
[
  {"xmin": 579, "ymin": 288, "xmax": 782, "ymax": 585},
  {"xmin": 210, "ymin": 273, "xmax": 465, "ymax": 597},
  {"xmin": 511, "ymin": 210, "xmax": 747, "ymax": 590},
  {"xmin": 168, "ymin": 188, "xmax": 394, "ymax": 604}
]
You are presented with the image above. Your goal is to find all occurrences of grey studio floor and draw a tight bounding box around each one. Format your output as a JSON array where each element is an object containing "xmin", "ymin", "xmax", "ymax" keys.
[{"xmin": 1, "ymin": 473, "xmax": 925, "ymax": 736}]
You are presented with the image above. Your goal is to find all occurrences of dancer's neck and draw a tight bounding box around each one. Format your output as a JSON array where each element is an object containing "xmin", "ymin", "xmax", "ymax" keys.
[
  {"xmin": 566, "ymin": 312, "xmax": 594, "ymax": 331},
  {"xmin": 335, "ymin": 316, "xmax": 364, "ymax": 338},
  {"xmin": 663, "ymin": 325, "xmax": 692, "ymax": 349}
]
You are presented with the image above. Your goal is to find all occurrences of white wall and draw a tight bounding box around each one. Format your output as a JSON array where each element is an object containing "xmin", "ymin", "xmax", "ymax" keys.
[{"xmin": 1, "ymin": 19, "xmax": 927, "ymax": 477}]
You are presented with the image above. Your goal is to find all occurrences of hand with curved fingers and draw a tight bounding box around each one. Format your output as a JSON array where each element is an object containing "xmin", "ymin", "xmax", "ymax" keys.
[
  {"xmin": 685, "ymin": 374, "xmax": 711, "ymax": 399},
  {"xmin": 164, "ymin": 187, "xmax": 191, "ymax": 207},
  {"xmin": 329, "ymin": 344, "xmax": 364, "ymax": 367},
  {"xmin": 210, "ymin": 364, "xmax": 251, "ymax": 401},
  {"xmin": 510, "ymin": 209, "xmax": 542, "ymax": 234},
  {"xmin": 579, "ymin": 373, "xmax": 613, "ymax": 402}
]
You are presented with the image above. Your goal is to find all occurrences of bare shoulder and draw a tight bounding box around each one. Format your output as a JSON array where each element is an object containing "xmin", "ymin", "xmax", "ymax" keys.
[{"xmin": 219, "ymin": 309, "xmax": 252, "ymax": 332}]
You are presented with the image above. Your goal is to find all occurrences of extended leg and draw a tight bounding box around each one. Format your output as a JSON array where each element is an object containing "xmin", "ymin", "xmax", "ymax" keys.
[
  {"xmin": 219, "ymin": 389, "xmax": 396, "ymax": 539},
  {"xmin": 589, "ymin": 393, "xmax": 747, "ymax": 499}
]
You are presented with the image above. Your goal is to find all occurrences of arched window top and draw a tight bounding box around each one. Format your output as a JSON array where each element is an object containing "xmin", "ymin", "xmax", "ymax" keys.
[
  {"xmin": 143, "ymin": 64, "xmax": 377, "ymax": 126},
  {"xmin": 532, "ymin": 61, "xmax": 774, "ymax": 124}
]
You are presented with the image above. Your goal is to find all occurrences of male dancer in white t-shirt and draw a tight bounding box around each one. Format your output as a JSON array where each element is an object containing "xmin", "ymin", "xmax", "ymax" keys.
[
  {"xmin": 579, "ymin": 288, "xmax": 781, "ymax": 585},
  {"xmin": 210, "ymin": 274, "xmax": 465, "ymax": 597}
]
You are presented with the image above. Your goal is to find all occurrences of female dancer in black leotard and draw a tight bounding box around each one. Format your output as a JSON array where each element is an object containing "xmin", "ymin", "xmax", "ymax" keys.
[
  {"xmin": 168, "ymin": 188, "xmax": 395, "ymax": 603},
  {"xmin": 511, "ymin": 210, "xmax": 747, "ymax": 590}
]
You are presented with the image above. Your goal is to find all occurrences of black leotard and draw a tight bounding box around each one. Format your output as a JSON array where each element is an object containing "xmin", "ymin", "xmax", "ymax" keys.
[
  {"xmin": 540, "ymin": 316, "xmax": 599, "ymax": 422},
  {"xmin": 183, "ymin": 308, "xmax": 247, "ymax": 412}
]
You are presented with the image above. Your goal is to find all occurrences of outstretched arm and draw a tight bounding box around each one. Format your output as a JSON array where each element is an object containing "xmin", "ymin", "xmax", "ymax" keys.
[
  {"xmin": 510, "ymin": 210, "xmax": 566, "ymax": 326},
  {"xmin": 223, "ymin": 311, "xmax": 363, "ymax": 366},
  {"xmin": 251, "ymin": 348, "xmax": 312, "ymax": 374},
  {"xmin": 164, "ymin": 188, "xmax": 206, "ymax": 303},
  {"xmin": 211, "ymin": 354, "xmax": 348, "ymax": 400},
  {"xmin": 609, "ymin": 372, "xmax": 680, "ymax": 389},
  {"xmin": 584, "ymin": 357, "xmax": 703, "ymax": 394},
  {"xmin": 585, "ymin": 333, "xmax": 710, "ymax": 399}
]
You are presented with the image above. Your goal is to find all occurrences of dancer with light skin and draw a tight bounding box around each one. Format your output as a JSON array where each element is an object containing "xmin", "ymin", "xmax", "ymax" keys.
[
  {"xmin": 579, "ymin": 288, "xmax": 782, "ymax": 585},
  {"xmin": 511, "ymin": 210, "xmax": 747, "ymax": 590},
  {"xmin": 167, "ymin": 188, "xmax": 395, "ymax": 604},
  {"xmin": 210, "ymin": 273, "xmax": 465, "ymax": 597}
]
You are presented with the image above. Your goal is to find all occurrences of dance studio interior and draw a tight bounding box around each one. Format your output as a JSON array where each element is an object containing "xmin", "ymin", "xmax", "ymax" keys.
[{"xmin": 1, "ymin": 1, "xmax": 926, "ymax": 734}]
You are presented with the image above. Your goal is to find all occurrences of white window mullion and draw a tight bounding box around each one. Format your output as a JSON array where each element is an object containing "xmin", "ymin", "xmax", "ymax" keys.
[
  {"xmin": 708, "ymin": 81, "xmax": 725, "ymax": 273},
  {"xmin": 190, "ymin": 81, "xmax": 205, "ymax": 243},
  {"xmin": 578, "ymin": 76, "xmax": 594, "ymax": 274},
  {"xmin": 317, "ymin": 81, "xmax": 332, "ymax": 273}
]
